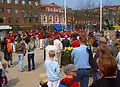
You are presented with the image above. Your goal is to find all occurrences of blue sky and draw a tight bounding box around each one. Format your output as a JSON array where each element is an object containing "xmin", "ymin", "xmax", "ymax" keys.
[{"xmin": 41, "ymin": 0, "xmax": 120, "ymax": 9}]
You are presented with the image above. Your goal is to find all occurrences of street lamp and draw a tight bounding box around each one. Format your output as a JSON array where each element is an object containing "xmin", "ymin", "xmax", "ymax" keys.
[{"xmin": 100, "ymin": 0, "xmax": 102, "ymax": 31}]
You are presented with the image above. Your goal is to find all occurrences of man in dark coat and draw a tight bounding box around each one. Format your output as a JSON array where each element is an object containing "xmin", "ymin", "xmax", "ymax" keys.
[{"xmin": 62, "ymin": 36, "xmax": 70, "ymax": 48}]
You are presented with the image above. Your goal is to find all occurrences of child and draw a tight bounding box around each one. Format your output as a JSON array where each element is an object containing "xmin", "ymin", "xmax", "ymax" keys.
[
  {"xmin": 44, "ymin": 50, "xmax": 60, "ymax": 87},
  {"xmin": 2, "ymin": 63, "xmax": 8, "ymax": 86},
  {"xmin": 59, "ymin": 64, "xmax": 80, "ymax": 87}
]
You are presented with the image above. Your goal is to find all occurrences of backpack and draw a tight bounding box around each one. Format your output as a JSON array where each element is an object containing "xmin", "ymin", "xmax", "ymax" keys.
[
  {"xmin": 28, "ymin": 41, "xmax": 35, "ymax": 52},
  {"xmin": 58, "ymin": 79, "xmax": 74, "ymax": 87},
  {"xmin": 87, "ymin": 45, "xmax": 94, "ymax": 68},
  {"xmin": 16, "ymin": 42, "xmax": 25, "ymax": 52}
]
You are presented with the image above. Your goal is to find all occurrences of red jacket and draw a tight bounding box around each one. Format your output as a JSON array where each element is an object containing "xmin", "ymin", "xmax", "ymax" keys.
[
  {"xmin": 38, "ymin": 33, "xmax": 43, "ymax": 39},
  {"xmin": 60, "ymin": 78, "xmax": 80, "ymax": 87},
  {"xmin": 72, "ymin": 40, "xmax": 81, "ymax": 48}
]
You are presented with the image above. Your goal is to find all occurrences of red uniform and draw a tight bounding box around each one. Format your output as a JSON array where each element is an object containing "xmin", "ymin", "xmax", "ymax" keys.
[
  {"xmin": 72, "ymin": 40, "xmax": 81, "ymax": 48},
  {"xmin": 38, "ymin": 32, "xmax": 43, "ymax": 39},
  {"xmin": 60, "ymin": 78, "xmax": 80, "ymax": 87}
]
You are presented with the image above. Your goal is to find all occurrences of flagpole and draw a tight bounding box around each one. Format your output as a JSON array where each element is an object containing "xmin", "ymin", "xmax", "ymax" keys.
[
  {"xmin": 100, "ymin": 0, "xmax": 102, "ymax": 31},
  {"xmin": 64, "ymin": 0, "xmax": 67, "ymax": 29}
]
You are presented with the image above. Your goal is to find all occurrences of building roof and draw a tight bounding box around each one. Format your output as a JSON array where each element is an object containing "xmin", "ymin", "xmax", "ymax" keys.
[{"xmin": 41, "ymin": 3, "xmax": 62, "ymax": 8}]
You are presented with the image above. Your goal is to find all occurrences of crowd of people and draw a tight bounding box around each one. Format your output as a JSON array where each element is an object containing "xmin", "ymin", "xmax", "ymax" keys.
[{"xmin": 0, "ymin": 29, "xmax": 119, "ymax": 87}]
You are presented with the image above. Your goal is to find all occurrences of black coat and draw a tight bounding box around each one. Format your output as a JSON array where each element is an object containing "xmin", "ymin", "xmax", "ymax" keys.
[{"xmin": 62, "ymin": 38, "xmax": 70, "ymax": 48}]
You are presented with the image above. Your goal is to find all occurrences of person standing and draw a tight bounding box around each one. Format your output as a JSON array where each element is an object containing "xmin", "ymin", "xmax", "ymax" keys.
[
  {"xmin": 27, "ymin": 36, "xmax": 36, "ymax": 71},
  {"xmin": 61, "ymin": 36, "xmax": 70, "ymax": 48},
  {"xmin": 15, "ymin": 38, "xmax": 26, "ymax": 72},
  {"xmin": 7, "ymin": 39, "xmax": 13, "ymax": 68},
  {"xmin": 45, "ymin": 39, "xmax": 58, "ymax": 61},
  {"xmin": 44, "ymin": 50, "xmax": 60, "ymax": 87},
  {"xmin": 54, "ymin": 36, "xmax": 63, "ymax": 66},
  {"xmin": 71, "ymin": 34, "xmax": 90, "ymax": 87}
]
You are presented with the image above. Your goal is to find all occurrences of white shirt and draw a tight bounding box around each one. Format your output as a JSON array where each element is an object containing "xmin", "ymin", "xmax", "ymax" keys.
[
  {"xmin": 45, "ymin": 45, "xmax": 58, "ymax": 60},
  {"xmin": 54, "ymin": 39, "xmax": 63, "ymax": 53},
  {"xmin": 116, "ymin": 52, "xmax": 120, "ymax": 70}
]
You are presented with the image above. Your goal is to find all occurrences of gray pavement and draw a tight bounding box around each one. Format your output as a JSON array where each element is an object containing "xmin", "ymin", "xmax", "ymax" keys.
[{"xmin": 1, "ymin": 48, "xmax": 92, "ymax": 87}]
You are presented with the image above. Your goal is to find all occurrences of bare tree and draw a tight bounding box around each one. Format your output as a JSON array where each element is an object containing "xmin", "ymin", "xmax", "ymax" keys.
[{"xmin": 20, "ymin": 0, "xmax": 41, "ymax": 26}]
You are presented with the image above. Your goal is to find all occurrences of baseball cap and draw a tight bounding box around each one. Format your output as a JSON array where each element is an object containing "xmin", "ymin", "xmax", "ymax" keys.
[{"xmin": 64, "ymin": 64, "xmax": 78, "ymax": 74}]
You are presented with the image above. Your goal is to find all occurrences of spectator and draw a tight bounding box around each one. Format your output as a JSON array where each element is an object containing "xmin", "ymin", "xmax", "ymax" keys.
[
  {"xmin": 54, "ymin": 36, "xmax": 63, "ymax": 66},
  {"xmin": 15, "ymin": 38, "xmax": 26, "ymax": 72},
  {"xmin": 1, "ymin": 63, "xmax": 8, "ymax": 86},
  {"xmin": 44, "ymin": 50, "xmax": 60, "ymax": 87},
  {"xmin": 7, "ymin": 39, "xmax": 13, "ymax": 68},
  {"xmin": 71, "ymin": 34, "xmax": 90, "ymax": 87},
  {"xmin": 27, "ymin": 36, "xmax": 36, "ymax": 71},
  {"xmin": 107, "ymin": 40, "xmax": 118, "ymax": 57},
  {"xmin": 90, "ymin": 55, "xmax": 120, "ymax": 87},
  {"xmin": 62, "ymin": 36, "xmax": 70, "ymax": 48},
  {"xmin": 45, "ymin": 39, "xmax": 58, "ymax": 61},
  {"xmin": 59, "ymin": 64, "xmax": 80, "ymax": 87}
]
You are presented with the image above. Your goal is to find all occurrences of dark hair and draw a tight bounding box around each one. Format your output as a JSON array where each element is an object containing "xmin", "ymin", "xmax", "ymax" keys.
[{"xmin": 98, "ymin": 55, "xmax": 117, "ymax": 76}]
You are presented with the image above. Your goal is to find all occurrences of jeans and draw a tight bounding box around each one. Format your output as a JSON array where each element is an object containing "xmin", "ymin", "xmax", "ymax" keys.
[
  {"xmin": 28, "ymin": 53, "xmax": 35, "ymax": 71},
  {"xmin": 93, "ymin": 71, "xmax": 98, "ymax": 82},
  {"xmin": 18, "ymin": 54, "xmax": 24, "ymax": 72},
  {"xmin": 75, "ymin": 69, "xmax": 90, "ymax": 87}
]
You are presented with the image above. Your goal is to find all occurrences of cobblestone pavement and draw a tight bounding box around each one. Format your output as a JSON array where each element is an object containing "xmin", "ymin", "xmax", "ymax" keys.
[{"xmin": 0, "ymin": 48, "xmax": 92, "ymax": 87}]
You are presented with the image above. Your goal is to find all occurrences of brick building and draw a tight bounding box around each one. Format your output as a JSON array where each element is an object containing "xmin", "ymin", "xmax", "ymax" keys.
[
  {"xmin": 0, "ymin": 0, "xmax": 41, "ymax": 29},
  {"xmin": 41, "ymin": 3, "xmax": 65, "ymax": 26}
]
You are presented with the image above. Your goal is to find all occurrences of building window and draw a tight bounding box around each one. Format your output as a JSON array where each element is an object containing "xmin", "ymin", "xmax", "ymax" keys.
[
  {"xmin": 15, "ymin": 0, "xmax": 19, "ymax": 4},
  {"xmin": 7, "ymin": 0, "xmax": 11, "ymax": 3},
  {"xmin": 46, "ymin": 7, "xmax": 49, "ymax": 12},
  {"xmin": 16, "ymin": 20, "xmax": 18, "ymax": 23},
  {"xmin": 0, "ymin": 18, "xmax": 3, "ymax": 23},
  {"xmin": 56, "ymin": 9, "xmax": 58, "ymax": 12},
  {"xmin": 0, "ymin": 8, "xmax": 4, "ymax": 12},
  {"xmin": 22, "ymin": 0, "xmax": 25, "ymax": 4},
  {"xmin": 50, "ymin": 8, "xmax": 53, "ymax": 12},
  {"xmin": 7, "ymin": 8, "xmax": 11, "ymax": 13},
  {"xmin": 35, "ymin": 1, "xmax": 38, "ymax": 6},
  {"xmin": 8, "ymin": 19, "xmax": 11, "ymax": 23},
  {"xmin": 56, "ymin": 15, "xmax": 59, "ymax": 23},
  {"xmin": 59, "ymin": 8, "xmax": 61, "ymax": 12},
  {"xmin": 29, "ymin": 19, "xmax": 31, "ymax": 23},
  {"xmin": 15, "ymin": 9, "xmax": 19, "ymax": 13},
  {"xmin": 43, "ymin": 15, "xmax": 47, "ymax": 23},
  {"xmin": 29, "ymin": 1, "xmax": 32, "ymax": 5},
  {"xmin": 49, "ymin": 15, "xmax": 53, "ymax": 23}
]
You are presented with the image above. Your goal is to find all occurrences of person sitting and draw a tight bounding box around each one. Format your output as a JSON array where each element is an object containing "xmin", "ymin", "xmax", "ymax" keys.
[
  {"xmin": 90, "ymin": 55, "xmax": 120, "ymax": 87},
  {"xmin": 59, "ymin": 64, "xmax": 80, "ymax": 87}
]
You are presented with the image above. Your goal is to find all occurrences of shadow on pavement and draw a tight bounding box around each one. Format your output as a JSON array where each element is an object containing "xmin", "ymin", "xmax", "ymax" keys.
[
  {"xmin": 23, "ymin": 62, "xmax": 43, "ymax": 71},
  {"xmin": 8, "ymin": 78, "xmax": 20, "ymax": 87},
  {"xmin": 12, "ymin": 61, "xmax": 19, "ymax": 67}
]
